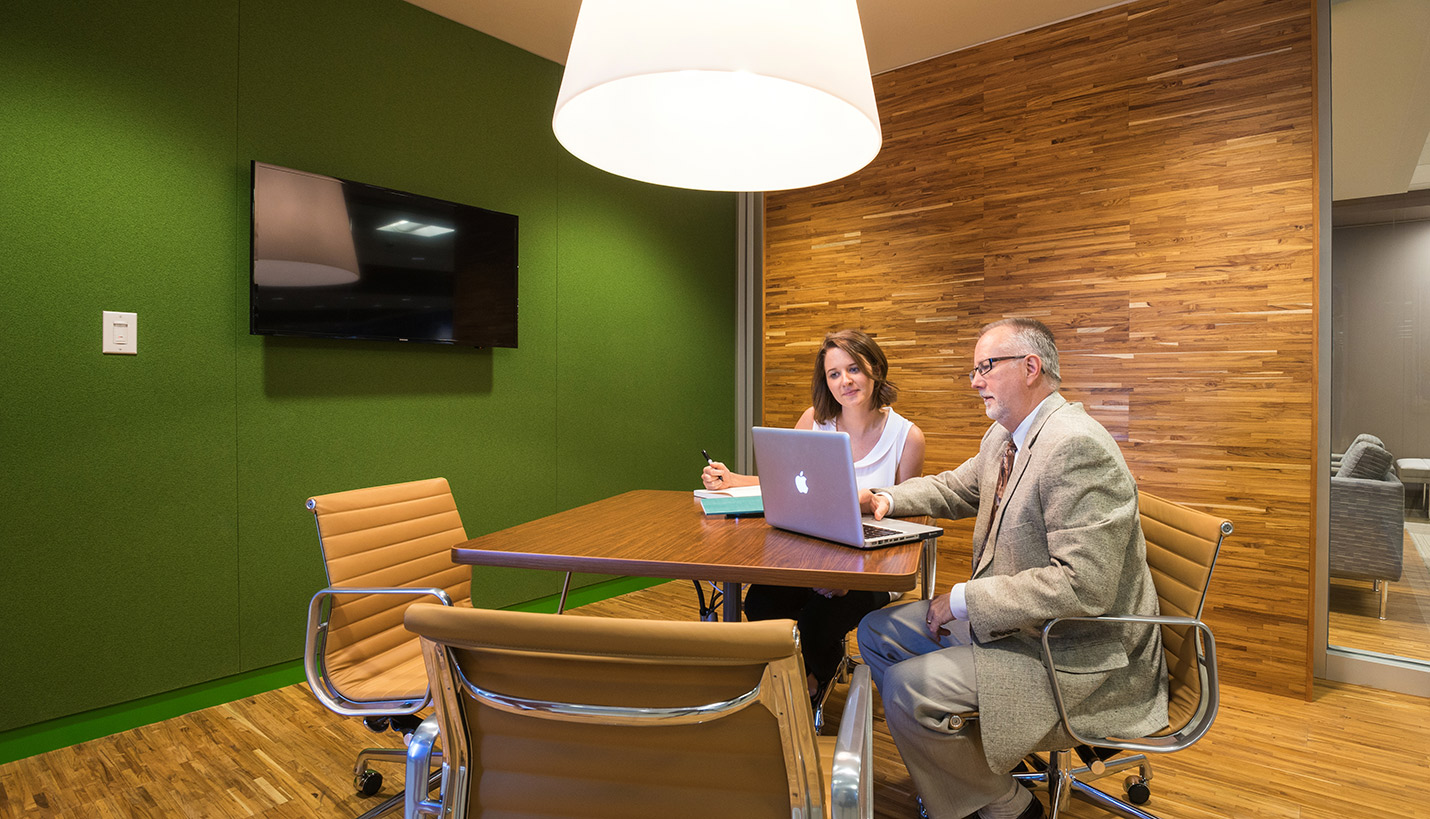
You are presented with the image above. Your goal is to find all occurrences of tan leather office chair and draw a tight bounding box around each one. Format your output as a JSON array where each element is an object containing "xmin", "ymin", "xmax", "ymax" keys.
[
  {"xmin": 303, "ymin": 477, "xmax": 473, "ymax": 818},
  {"xmin": 401, "ymin": 603, "xmax": 874, "ymax": 819},
  {"xmin": 1004, "ymin": 489, "xmax": 1233, "ymax": 818}
]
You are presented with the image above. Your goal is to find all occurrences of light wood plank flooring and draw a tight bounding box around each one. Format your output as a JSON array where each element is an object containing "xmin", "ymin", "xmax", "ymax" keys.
[
  {"xmin": 1327, "ymin": 523, "xmax": 1430, "ymax": 664},
  {"xmin": 3, "ymin": 580, "xmax": 1428, "ymax": 818}
]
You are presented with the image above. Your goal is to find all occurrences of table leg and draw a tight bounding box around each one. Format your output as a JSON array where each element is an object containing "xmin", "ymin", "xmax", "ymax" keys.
[
  {"xmin": 921, "ymin": 536, "xmax": 939, "ymax": 599},
  {"xmin": 721, "ymin": 581, "xmax": 743, "ymax": 622}
]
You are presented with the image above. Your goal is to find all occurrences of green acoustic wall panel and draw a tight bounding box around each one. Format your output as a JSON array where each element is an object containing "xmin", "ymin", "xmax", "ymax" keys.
[
  {"xmin": 0, "ymin": 0, "xmax": 738, "ymax": 740},
  {"xmin": 554, "ymin": 159, "xmax": 739, "ymax": 509},
  {"xmin": 232, "ymin": 0, "xmax": 569, "ymax": 671},
  {"xmin": 0, "ymin": 1, "xmax": 242, "ymax": 732},
  {"xmin": 539, "ymin": 141, "xmax": 739, "ymax": 597}
]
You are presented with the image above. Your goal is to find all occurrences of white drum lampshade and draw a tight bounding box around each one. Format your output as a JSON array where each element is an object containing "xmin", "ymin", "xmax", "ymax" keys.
[
  {"xmin": 252, "ymin": 163, "xmax": 360, "ymax": 287},
  {"xmin": 552, "ymin": 0, "xmax": 882, "ymax": 192}
]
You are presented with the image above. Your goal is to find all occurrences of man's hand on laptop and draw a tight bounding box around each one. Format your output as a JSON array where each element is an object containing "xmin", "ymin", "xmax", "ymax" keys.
[{"xmin": 860, "ymin": 489, "xmax": 892, "ymax": 520}]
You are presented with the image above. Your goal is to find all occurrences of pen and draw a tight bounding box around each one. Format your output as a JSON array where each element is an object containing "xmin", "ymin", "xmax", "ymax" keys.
[{"xmin": 703, "ymin": 449, "xmax": 724, "ymax": 485}]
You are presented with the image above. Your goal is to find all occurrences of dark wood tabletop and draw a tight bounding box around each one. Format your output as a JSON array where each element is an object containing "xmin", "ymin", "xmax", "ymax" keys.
[{"xmin": 450, "ymin": 489, "xmax": 927, "ymax": 592}]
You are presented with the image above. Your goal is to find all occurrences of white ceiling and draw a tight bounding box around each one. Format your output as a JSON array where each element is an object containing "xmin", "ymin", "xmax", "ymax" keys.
[
  {"xmin": 404, "ymin": 0, "xmax": 1430, "ymax": 202},
  {"xmin": 401, "ymin": 0, "xmax": 1126, "ymax": 75},
  {"xmin": 1331, "ymin": 0, "xmax": 1430, "ymax": 200}
]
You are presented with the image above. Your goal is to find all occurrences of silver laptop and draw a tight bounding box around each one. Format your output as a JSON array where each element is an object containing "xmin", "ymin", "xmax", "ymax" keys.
[{"xmin": 752, "ymin": 426, "xmax": 943, "ymax": 549}]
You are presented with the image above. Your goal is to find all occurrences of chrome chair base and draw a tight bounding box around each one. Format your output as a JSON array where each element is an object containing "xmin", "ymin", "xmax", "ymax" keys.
[
  {"xmin": 353, "ymin": 746, "xmax": 405, "ymax": 784},
  {"xmin": 1014, "ymin": 749, "xmax": 1159, "ymax": 819},
  {"xmin": 354, "ymin": 768, "xmax": 443, "ymax": 819},
  {"xmin": 813, "ymin": 647, "xmax": 860, "ymax": 734}
]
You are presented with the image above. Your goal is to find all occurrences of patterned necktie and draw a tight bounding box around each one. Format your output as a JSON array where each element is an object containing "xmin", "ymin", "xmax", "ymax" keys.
[{"xmin": 992, "ymin": 440, "xmax": 1016, "ymax": 515}]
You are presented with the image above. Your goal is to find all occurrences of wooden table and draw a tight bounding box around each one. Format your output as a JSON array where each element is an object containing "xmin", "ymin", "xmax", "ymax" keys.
[{"xmin": 451, "ymin": 489, "xmax": 940, "ymax": 621}]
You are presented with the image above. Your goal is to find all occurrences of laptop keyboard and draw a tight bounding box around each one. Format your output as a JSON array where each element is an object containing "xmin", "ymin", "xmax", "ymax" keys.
[{"xmin": 862, "ymin": 523, "xmax": 902, "ymax": 540}]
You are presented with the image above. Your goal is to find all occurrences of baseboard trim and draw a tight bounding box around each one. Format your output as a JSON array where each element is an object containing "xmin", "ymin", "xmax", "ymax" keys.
[
  {"xmin": 0, "ymin": 660, "xmax": 305, "ymax": 766},
  {"xmin": 0, "ymin": 576, "xmax": 668, "ymax": 765}
]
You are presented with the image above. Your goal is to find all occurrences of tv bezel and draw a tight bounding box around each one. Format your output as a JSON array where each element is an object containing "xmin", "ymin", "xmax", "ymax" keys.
[{"xmin": 247, "ymin": 160, "xmax": 519, "ymax": 349}]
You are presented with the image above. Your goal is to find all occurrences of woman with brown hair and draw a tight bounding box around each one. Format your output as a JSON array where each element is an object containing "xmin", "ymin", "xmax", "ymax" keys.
[{"xmin": 702, "ymin": 329, "xmax": 925, "ymax": 703}]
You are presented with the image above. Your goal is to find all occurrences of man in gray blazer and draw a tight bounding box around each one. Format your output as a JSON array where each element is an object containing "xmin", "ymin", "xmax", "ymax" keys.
[{"xmin": 856, "ymin": 318, "xmax": 1167, "ymax": 819}]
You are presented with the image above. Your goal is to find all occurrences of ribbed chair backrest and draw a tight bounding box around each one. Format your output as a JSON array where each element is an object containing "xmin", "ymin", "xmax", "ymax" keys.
[
  {"xmin": 405, "ymin": 604, "xmax": 824, "ymax": 819},
  {"xmin": 1136, "ymin": 490, "xmax": 1232, "ymax": 732},
  {"xmin": 308, "ymin": 477, "xmax": 471, "ymax": 703}
]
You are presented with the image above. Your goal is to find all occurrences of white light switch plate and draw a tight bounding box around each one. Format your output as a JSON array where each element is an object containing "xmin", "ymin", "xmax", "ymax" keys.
[{"xmin": 103, "ymin": 311, "xmax": 138, "ymax": 355}]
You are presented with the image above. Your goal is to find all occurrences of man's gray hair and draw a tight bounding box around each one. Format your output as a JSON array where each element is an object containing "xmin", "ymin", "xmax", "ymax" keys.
[{"xmin": 981, "ymin": 318, "xmax": 1061, "ymax": 387}]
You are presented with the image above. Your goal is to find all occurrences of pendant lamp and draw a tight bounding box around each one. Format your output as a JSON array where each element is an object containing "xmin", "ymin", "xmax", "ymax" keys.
[
  {"xmin": 252, "ymin": 163, "xmax": 360, "ymax": 287},
  {"xmin": 552, "ymin": 0, "xmax": 882, "ymax": 192}
]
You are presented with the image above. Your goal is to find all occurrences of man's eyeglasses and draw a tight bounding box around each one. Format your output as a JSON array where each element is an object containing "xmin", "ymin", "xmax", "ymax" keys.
[{"xmin": 967, "ymin": 354, "xmax": 1029, "ymax": 382}]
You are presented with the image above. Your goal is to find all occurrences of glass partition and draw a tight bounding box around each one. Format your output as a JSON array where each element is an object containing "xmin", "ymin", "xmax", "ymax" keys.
[
  {"xmin": 1320, "ymin": 0, "xmax": 1430, "ymax": 696},
  {"xmin": 1327, "ymin": 213, "xmax": 1430, "ymax": 676}
]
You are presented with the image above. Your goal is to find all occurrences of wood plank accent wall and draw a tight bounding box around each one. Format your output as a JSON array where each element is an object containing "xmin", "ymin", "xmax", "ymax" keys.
[{"xmin": 763, "ymin": 0, "xmax": 1316, "ymax": 698}]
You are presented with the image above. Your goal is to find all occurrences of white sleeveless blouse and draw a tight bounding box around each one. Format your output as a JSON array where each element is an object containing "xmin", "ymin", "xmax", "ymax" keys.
[{"xmin": 814, "ymin": 408, "xmax": 914, "ymax": 490}]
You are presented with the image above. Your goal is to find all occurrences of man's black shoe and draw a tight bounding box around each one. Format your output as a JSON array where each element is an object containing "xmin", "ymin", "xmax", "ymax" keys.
[
  {"xmin": 967, "ymin": 797, "xmax": 1045, "ymax": 819},
  {"xmin": 1012, "ymin": 797, "xmax": 1045, "ymax": 819},
  {"xmin": 920, "ymin": 794, "xmax": 1045, "ymax": 819}
]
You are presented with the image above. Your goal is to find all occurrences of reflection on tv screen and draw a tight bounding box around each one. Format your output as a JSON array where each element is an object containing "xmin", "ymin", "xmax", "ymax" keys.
[{"xmin": 250, "ymin": 161, "xmax": 518, "ymax": 348}]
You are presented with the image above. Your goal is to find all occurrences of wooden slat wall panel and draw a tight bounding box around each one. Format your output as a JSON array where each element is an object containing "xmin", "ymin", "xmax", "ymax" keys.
[{"xmin": 763, "ymin": 0, "xmax": 1316, "ymax": 697}]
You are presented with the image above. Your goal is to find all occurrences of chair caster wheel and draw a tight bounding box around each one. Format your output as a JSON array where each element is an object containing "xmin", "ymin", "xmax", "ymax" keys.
[
  {"xmin": 1125, "ymin": 777, "xmax": 1151, "ymax": 805},
  {"xmin": 355, "ymin": 768, "xmax": 383, "ymax": 796}
]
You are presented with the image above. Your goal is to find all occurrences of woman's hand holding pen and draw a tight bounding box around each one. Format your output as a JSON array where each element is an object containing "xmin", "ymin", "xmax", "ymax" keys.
[
  {"xmin": 702, "ymin": 461, "xmax": 730, "ymax": 489},
  {"xmin": 701, "ymin": 449, "xmax": 755, "ymax": 490},
  {"xmin": 704, "ymin": 461, "xmax": 754, "ymax": 489}
]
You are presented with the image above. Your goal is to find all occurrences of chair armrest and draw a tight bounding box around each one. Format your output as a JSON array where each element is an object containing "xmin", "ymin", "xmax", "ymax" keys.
[
  {"xmin": 404, "ymin": 716, "xmax": 444, "ymax": 817},
  {"xmin": 830, "ymin": 664, "xmax": 873, "ymax": 819},
  {"xmin": 1331, "ymin": 474, "xmax": 1404, "ymax": 510},
  {"xmin": 304, "ymin": 586, "xmax": 454, "ymax": 716},
  {"xmin": 1329, "ymin": 476, "xmax": 1406, "ymax": 579},
  {"xmin": 1038, "ymin": 614, "xmax": 1219, "ymax": 755}
]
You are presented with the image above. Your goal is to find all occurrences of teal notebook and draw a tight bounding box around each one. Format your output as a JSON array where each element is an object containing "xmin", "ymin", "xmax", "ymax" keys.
[{"xmin": 699, "ymin": 495, "xmax": 764, "ymax": 516}]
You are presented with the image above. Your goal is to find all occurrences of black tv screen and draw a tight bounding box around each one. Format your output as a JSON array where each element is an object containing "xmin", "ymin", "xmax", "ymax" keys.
[{"xmin": 249, "ymin": 161, "xmax": 518, "ymax": 347}]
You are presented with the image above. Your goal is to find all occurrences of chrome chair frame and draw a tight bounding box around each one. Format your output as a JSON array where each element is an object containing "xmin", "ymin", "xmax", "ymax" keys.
[
  {"xmin": 1014, "ymin": 515, "xmax": 1232, "ymax": 818},
  {"xmin": 405, "ymin": 624, "xmax": 874, "ymax": 819},
  {"xmin": 1019, "ymin": 613, "xmax": 1219, "ymax": 819},
  {"xmin": 301, "ymin": 477, "xmax": 574, "ymax": 818},
  {"xmin": 303, "ymin": 479, "xmax": 470, "ymax": 819},
  {"xmin": 304, "ymin": 585, "xmax": 453, "ymax": 819},
  {"xmin": 304, "ymin": 586, "xmax": 453, "ymax": 717},
  {"xmin": 1040, "ymin": 615, "xmax": 1220, "ymax": 755},
  {"xmin": 830, "ymin": 664, "xmax": 875, "ymax": 819},
  {"xmin": 935, "ymin": 509, "xmax": 1230, "ymax": 819}
]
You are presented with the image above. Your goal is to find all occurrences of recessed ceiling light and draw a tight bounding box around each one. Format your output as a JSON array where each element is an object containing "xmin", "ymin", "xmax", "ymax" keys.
[{"xmin": 377, "ymin": 220, "xmax": 455, "ymax": 238}]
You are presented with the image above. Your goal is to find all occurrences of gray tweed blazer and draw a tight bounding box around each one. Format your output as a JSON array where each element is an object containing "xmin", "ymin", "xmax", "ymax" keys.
[{"xmin": 880, "ymin": 393, "xmax": 1168, "ymax": 773}]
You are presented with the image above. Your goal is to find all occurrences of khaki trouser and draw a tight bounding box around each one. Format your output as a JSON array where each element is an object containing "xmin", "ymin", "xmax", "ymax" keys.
[{"xmin": 857, "ymin": 600, "xmax": 1024, "ymax": 819}]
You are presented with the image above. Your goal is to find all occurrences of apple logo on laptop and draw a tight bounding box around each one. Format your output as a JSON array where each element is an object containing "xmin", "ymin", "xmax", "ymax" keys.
[{"xmin": 795, "ymin": 471, "xmax": 809, "ymax": 494}]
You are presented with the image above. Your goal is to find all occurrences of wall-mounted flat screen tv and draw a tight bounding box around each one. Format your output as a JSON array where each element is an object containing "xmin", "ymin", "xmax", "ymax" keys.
[{"xmin": 249, "ymin": 161, "xmax": 518, "ymax": 347}]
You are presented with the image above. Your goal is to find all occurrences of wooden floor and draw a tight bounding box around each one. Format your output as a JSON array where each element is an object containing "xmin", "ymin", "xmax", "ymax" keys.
[
  {"xmin": 3, "ymin": 580, "xmax": 1429, "ymax": 818},
  {"xmin": 1327, "ymin": 522, "xmax": 1430, "ymax": 664}
]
